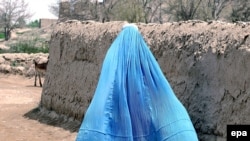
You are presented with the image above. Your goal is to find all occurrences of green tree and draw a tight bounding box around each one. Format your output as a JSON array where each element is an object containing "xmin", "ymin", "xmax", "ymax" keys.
[{"xmin": 27, "ymin": 20, "xmax": 40, "ymax": 28}]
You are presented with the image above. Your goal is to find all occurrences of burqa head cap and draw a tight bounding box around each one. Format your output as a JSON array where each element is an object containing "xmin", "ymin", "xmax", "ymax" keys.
[{"xmin": 122, "ymin": 23, "xmax": 138, "ymax": 31}]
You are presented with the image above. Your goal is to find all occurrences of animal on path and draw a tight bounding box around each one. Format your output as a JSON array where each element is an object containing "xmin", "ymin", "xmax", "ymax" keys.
[{"xmin": 33, "ymin": 59, "xmax": 48, "ymax": 87}]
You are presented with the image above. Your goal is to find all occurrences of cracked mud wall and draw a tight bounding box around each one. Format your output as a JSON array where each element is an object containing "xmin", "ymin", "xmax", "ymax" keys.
[{"xmin": 25, "ymin": 20, "xmax": 250, "ymax": 141}]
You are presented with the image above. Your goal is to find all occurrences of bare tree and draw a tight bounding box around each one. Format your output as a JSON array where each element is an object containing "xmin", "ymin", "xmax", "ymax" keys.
[
  {"xmin": 198, "ymin": 0, "xmax": 229, "ymax": 20},
  {"xmin": 140, "ymin": 0, "xmax": 163, "ymax": 23},
  {"xmin": 111, "ymin": 0, "xmax": 143, "ymax": 22},
  {"xmin": 211, "ymin": 0, "xmax": 229, "ymax": 20},
  {"xmin": 99, "ymin": 0, "xmax": 119, "ymax": 22},
  {"xmin": 164, "ymin": 0, "xmax": 202, "ymax": 21},
  {"xmin": 110, "ymin": 0, "xmax": 163, "ymax": 23},
  {"xmin": 55, "ymin": 0, "xmax": 165, "ymax": 23},
  {"xmin": 231, "ymin": 0, "xmax": 250, "ymax": 22},
  {"xmin": 49, "ymin": 0, "xmax": 60, "ymax": 17},
  {"xmin": 56, "ymin": 0, "xmax": 102, "ymax": 21},
  {"xmin": 0, "ymin": 0, "xmax": 32, "ymax": 40}
]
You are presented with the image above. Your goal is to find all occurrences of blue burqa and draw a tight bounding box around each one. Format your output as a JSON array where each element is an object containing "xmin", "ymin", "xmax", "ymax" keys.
[{"xmin": 76, "ymin": 24, "xmax": 198, "ymax": 141}]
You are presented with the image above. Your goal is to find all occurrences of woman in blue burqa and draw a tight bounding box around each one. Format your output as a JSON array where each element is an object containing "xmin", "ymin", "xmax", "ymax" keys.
[{"xmin": 76, "ymin": 24, "xmax": 198, "ymax": 141}]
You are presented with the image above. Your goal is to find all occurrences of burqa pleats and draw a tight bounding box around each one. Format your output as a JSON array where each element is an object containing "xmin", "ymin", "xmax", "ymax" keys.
[{"xmin": 76, "ymin": 24, "xmax": 198, "ymax": 141}]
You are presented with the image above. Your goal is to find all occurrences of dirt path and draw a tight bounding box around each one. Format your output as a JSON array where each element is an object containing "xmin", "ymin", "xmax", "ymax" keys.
[{"xmin": 0, "ymin": 74, "xmax": 77, "ymax": 141}]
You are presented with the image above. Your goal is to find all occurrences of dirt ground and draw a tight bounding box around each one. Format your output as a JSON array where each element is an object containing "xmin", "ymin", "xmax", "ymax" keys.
[{"xmin": 0, "ymin": 74, "xmax": 77, "ymax": 141}]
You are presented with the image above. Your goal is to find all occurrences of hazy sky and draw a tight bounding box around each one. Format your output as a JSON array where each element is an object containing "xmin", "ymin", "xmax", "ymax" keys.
[{"xmin": 26, "ymin": 0, "xmax": 58, "ymax": 21}]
